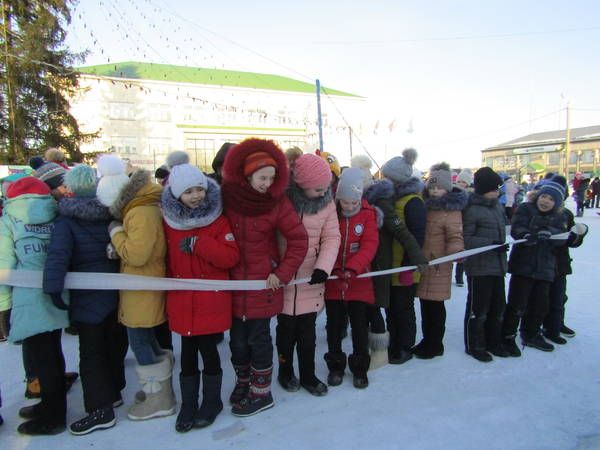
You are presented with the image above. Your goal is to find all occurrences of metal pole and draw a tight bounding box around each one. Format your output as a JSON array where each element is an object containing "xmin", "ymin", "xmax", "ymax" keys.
[
  {"xmin": 565, "ymin": 102, "xmax": 571, "ymax": 179},
  {"xmin": 349, "ymin": 126, "xmax": 353, "ymax": 159},
  {"xmin": 316, "ymin": 79, "xmax": 324, "ymax": 151}
]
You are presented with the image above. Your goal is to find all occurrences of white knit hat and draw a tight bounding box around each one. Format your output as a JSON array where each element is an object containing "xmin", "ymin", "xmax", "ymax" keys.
[
  {"xmin": 96, "ymin": 154, "xmax": 129, "ymax": 207},
  {"xmin": 168, "ymin": 163, "xmax": 207, "ymax": 198},
  {"xmin": 351, "ymin": 154, "xmax": 374, "ymax": 189}
]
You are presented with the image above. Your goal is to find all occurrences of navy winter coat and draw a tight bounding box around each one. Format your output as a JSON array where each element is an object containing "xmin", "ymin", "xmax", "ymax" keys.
[
  {"xmin": 508, "ymin": 201, "xmax": 566, "ymax": 282},
  {"xmin": 44, "ymin": 196, "xmax": 120, "ymax": 325}
]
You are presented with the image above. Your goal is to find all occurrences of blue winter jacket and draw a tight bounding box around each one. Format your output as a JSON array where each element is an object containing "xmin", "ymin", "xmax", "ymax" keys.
[
  {"xmin": 44, "ymin": 196, "xmax": 120, "ymax": 325},
  {"xmin": 0, "ymin": 193, "xmax": 69, "ymax": 342}
]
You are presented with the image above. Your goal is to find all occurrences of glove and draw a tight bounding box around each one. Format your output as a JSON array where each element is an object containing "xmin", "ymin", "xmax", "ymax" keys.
[
  {"xmin": 537, "ymin": 230, "xmax": 552, "ymax": 241},
  {"xmin": 50, "ymin": 293, "xmax": 68, "ymax": 311},
  {"xmin": 0, "ymin": 308, "xmax": 10, "ymax": 341},
  {"xmin": 108, "ymin": 220, "xmax": 123, "ymax": 238},
  {"xmin": 179, "ymin": 236, "xmax": 198, "ymax": 255},
  {"xmin": 106, "ymin": 242, "xmax": 120, "ymax": 260},
  {"xmin": 308, "ymin": 268, "xmax": 329, "ymax": 285},
  {"xmin": 524, "ymin": 233, "xmax": 537, "ymax": 244}
]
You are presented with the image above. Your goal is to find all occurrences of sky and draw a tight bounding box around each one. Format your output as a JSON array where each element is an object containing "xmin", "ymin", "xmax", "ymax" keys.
[{"xmin": 65, "ymin": 0, "xmax": 600, "ymax": 169}]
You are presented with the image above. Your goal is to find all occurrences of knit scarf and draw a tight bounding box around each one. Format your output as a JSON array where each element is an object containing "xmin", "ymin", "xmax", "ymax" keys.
[{"xmin": 222, "ymin": 181, "xmax": 281, "ymax": 216}]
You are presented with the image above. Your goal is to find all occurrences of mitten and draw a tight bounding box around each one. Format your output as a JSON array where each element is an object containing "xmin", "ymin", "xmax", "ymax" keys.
[
  {"xmin": 537, "ymin": 230, "xmax": 552, "ymax": 241},
  {"xmin": 106, "ymin": 243, "xmax": 120, "ymax": 260},
  {"xmin": 398, "ymin": 269, "xmax": 415, "ymax": 286},
  {"xmin": 179, "ymin": 236, "xmax": 198, "ymax": 255},
  {"xmin": 50, "ymin": 293, "xmax": 68, "ymax": 311},
  {"xmin": 308, "ymin": 269, "xmax": 329, "ymax": 285},
  {"xmin": 108, "ymin": 220, "xmax": 123, "ymax": 238}
]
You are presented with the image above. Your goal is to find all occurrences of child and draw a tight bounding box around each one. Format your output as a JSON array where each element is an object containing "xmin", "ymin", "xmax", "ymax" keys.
[
  {"xmin": 0, "ymin": 177, "xmax": 70, "ymax": 435},
  {"xmin": 453, "ymin": 169, "xmax": 473, "ymax": 287},
  {"xmin": 161, "ymin": 163, "xmax": 239, "ymax": 432},
  {"xmin": 414, "ymin": 163, "xmax": 467, "ymax": 359},
  {"xmin": 277, "ymin": 154, "xmax": 340, "ymax": 396},
  {"xmin": 324, "ymin": 168, "xmax": 378, "ymax": 388},
  {"xmin": 462, "ymin": 167, "xmax": 509, "ymax": 362},
  {"xmin": 96, "ymin": 154, "xmax": 176, "ymax": 421},
  {"xmin": 43, "ymin": 164, "xmax": 128, "ymax": 435},
  {"xmin": 502, "ymin": 178, "xmax": 566, "ymax": 354},
  {"xmin": 221, "ymin": 138, "xmax": 308, "ymax": 417}
]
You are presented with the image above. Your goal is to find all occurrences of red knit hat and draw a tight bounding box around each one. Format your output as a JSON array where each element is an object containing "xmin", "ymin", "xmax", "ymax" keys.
[
  {"xmin": 243, "ymin": 151, "xmax": 277, "ymax": 177},
  {"xmin": 6, "ymin": 176, "xmax": 51, "ymax": 198},
  {"xmin": 293, "ymin": 154, "xmax": 332, "ymax": 189}
]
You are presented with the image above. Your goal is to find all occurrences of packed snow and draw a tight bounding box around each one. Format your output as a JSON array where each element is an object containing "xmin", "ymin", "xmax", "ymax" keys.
[{"xmin": 1, "ymin": 200, "xmax": 599, "ymax": 450}]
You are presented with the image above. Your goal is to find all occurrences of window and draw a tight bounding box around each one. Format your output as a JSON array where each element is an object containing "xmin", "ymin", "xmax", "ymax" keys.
[
  {"xmin": 148, "ymin": 104, "xmax": 171, "ymax": 122},
  {"xmin": 569, "ymin": 152, "xmax": 578, "ymax": 164},
  {"xmin": 184, "ymin": 139, "xmax": 216, "ymax": 173},
  {"xmin": 148, "ymin": 137, "xmax": 171, "ymax": 157},
  {"xmin": 582, "ymin": 150, "xmax": 594, "ymax": 163},
  {"xmin": 110, "ymin": 136, "xmax": 138, "ymax": 155},
  {"xmin": 547, "ymin": 153, "xmax": 561, "ymax": 165},
  {"xmin": 109, "ymin": 102, "xmax": 135, "ymax": 120}
]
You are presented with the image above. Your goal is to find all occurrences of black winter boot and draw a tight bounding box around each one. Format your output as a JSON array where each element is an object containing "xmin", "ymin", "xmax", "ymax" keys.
[
  {"xmin": 348, "ymin": 354, "xmax": 370, "ymax": 389},
  {"xmin": 466, "ymin": 349, "xmax": 492, "ymax": 362},
  {"xmin": 194, "ymin": 371, "xmax": 223, "ymax": 428},
  {"xmin": 231, "ymin": 366, "xmax": 274, "ymax": 417},
  {"xmin": 276, "ymin": 315, "xmax": 300, "ymax": 392},
  {"xmin": 324, "ymin": 352, "xmax": 346, "ymax": 386},
  {"xmin": 18, "ymin": 389, "xmax": 66, "ymax": 436},
  {"xmin": 503, "ymin": 337, "xmax": 522, "ymax": 357},
  {"xmin": 543, "ymin": 331, "xmax": 567, "ymax": 345},
  {"xmin": 277, "ymin": 355, "xmax": 300, "ymax": 392},
  {"xmin": 522, "ymin": 333, "xmax": 554, "ymax": 352},
  {"xmin": 229, "ymin": 363, "xmax": 250, "ymax": 405},
  {"xmin": 176, "ymin": 373, "xmax": 199, "ymax": 433}
]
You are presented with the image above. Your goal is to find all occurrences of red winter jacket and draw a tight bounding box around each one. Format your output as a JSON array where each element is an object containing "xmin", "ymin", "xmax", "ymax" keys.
[
  {"xmin": 164, "ymin": 215, "xmax": 240, "ymax": 336},
  {"xmin": 222, "ymin": 139, "xmax": 308, "ymax": 319},
  {"xmin": 325, "ymin": 200, "xmax": 378, "ymax": 303}
]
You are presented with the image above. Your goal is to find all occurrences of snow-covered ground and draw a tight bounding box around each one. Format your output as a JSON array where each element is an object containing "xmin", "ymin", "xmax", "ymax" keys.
[{"xmin": 1, "ymin": 202, "xmax": 599, "ymax": 450}]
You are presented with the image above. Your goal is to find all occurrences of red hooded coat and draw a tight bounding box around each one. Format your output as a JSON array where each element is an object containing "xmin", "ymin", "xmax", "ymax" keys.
[{"xmin": 222, "ymin": 139, "xmax": 308, "ymax": 319}]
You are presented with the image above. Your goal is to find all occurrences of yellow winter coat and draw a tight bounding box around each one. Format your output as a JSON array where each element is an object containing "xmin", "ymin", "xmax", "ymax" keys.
[{"xmin": 110, "ymin": 171, "xmax": 166, "ymax": 328}]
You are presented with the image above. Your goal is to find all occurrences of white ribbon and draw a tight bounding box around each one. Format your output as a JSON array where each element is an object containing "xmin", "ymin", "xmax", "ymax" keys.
[{"xmin": 0, "ymin": 232, "xmax": 572, "ymax": 292}]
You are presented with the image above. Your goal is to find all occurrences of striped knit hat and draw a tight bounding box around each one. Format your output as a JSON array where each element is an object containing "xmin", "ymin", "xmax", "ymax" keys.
[
  {"xmin": 34, "ymin": 162, "xmax": 66, "ymax": 190},
  {"xmin": 538, "ymin": 179, "xmax": 565, "ymax": 209}
]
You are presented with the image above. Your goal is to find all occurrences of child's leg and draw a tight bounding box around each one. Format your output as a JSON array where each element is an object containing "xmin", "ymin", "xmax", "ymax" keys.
[
  {"xmin": 275, "ymin": 314, "xmax": 298, "ymax": 388},
  {"xmin": 465, "ymin": 276, "xmax": 493, "ymax": 354},
  {"xmin": 195, "ymin": 334, "xmax": 223, "ymax": 427},
  {"xmin": 180, "ymin": 335, "xmax": 200, "ymax": 376},
  {"xmin": 324, "ymin": 301, "xmax": 346, "ymax": 386},
  {"xmin": 296, "ymin": 312, "xmax": 326, "ymax": 394},
  {"xmin": 347, "ymin": 301, "xmax": 370, "ymax": 388},
  {"xmin": 127, "ymin": 327, "xmax": 160, "ymax": 365},
  {"xmin": 228, "ymin": 318, "xmax": 250, "ymax": 405},
  {"xmin": 484, "ymin": 276, "xmax": 507, "ymax": 351},
  {"xmin": 421, "ymin": 300, "xmax": 446, "ymax": 352},
  {"xmin": 521, "ymin": 280, "xmax": 551, "ymax": 340},
  {"xmin": 502, "ymin": 275, "xmax": 535, "ymax": 340},
  {"xmin": 543, "ymin": 275, "xmax": 567, "ymax": 338}
]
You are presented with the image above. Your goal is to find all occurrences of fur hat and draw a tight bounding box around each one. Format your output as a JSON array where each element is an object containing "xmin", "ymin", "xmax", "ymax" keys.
[
  {"xmin": 96, "ymin": 154, "xmax": 130, "ymax": 207},
  {"xmin": 64, "ymin": 164, "xmax": 97, "ymax": 197},
  {"xmin": 166, "ymin": 150, "xmax": 190, "ymax": 169},
  {"xmin": 29, "ymin": 156, "xmax": 45, "ymax": 170},
  {"xmin": 169, "ymin": 163, "xmax": 208, "ymax": 198},
  {"xmin": 474, "ymin": 167, "xmax": 503, "ymax": 195},
  {"xmin": 6, "ymin": 176, "xmax": 51, "ymax": 198},
  {"xmin": 427, "ymin": 162, "xmax": 452, "ymax": 192},
  {"xmin": 456, "ymin": 168, "xmax": 474, "ymax": 186},
  {"xmin": 351, "ymin": 154, "xmax": 374, "ymax": 189},
  {"xmin": 316, "ymin": 150, "xmax": 341, "ymax": 178},
  {"xmin": 44, "ymin": 147, "xmax": 66, "ymax": 163},
  {"xmin": 34, "ymin": 162, "xmax": 66, "ymax": 190},
  {"xmin": 293, "ymin": 154, "xmax": 332, "ymax": 189},
  {"xmin": 381, "ymin": 148, "xmax": 418, "ymax": 185},
  {"xmin": 285, "ymin": 146, "xmax": 303, "ymax": 165},
  {"xmin": 336, "ymin": 167, "xmax": 364, "ymax": 201},
  {"xmin": 243, "ymin": 151, "xmax": 277, "ymax": 177},
  {"xmin": 539, "ymin": 179, "xmax": 565, "ymax": 208}
]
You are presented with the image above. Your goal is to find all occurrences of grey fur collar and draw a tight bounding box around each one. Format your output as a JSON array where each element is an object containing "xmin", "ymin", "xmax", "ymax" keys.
[
  {"xmin": 364, "ymin": 179, "xmax": 394, "ymax": 204},
  {"xmin": 424, "ymin": 187, "xmax": 468, "ymax": 211},
  {"xmin": 161, "ymin": 177, "xmax": 223, "ymax": 230},
  {"xmin": 286, "ymin": 183, "xmax": 333, "ymax": 215},
  {"xmin": 394, "ymin": 177, "xmax": 424, "ymax": 199},
  {"xmin": 59, "ymin": 196, "xmax": 112, "ymax": 222},
  {"xmin": 109, "ymin": 170, "xmax": 151, "ymax": 219},
  {"xmin": 468, "ymin": 192, "xmax": 499, "ymax": 208}
]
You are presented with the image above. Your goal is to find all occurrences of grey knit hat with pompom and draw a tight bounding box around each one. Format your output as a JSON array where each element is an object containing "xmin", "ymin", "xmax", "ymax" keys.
[{"xmin": 381, "ymin": 148, "xmax": 418, "ymax": 185}]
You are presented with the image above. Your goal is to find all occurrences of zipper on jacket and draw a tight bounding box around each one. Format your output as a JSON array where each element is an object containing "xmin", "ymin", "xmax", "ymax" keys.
[
  {"xmin": 241, "ymin": 216, "xmax": 248, "ymax": 322},
  {"xmin": 292, "ymin": 210, "xmax": 305, "ymax": 316},
  {"xmin": 341, "ymin": 217, "xmax": 350, "ymax": 301}
]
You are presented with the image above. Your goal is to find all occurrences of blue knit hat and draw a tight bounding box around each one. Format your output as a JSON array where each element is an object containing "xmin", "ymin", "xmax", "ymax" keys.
[
  {"xmin": 64, "ymin": 164, "xmax": 98, "ymax": 197},
  {"xmin": 538, "ymin": 179, "xmax": 565, "ymax": 208}
]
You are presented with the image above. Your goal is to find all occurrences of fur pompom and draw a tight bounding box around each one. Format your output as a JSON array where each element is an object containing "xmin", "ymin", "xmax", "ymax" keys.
[
  {"xmin": 402, "ymin": 148, "xmax": 418, "ymax": 166},
  {"xmin": 351, "ymin": 154, "xmax": 373, "ymax": 171},
  {"xmin": 166, "ymin": 150, "xmax": 189, "ymax": 169},
  {"xmin": 97, "ymin": 154, "xmax": 125, "ymax": 177},
  {"xmin": 430, "ymin": 162, "xmax": 451, "ymax": 172}
]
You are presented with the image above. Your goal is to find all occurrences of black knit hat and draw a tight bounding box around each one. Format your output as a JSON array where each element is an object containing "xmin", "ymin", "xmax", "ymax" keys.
[{"xmin": 474, "ymin": 167, "xmax": 503, "ymax": 195}]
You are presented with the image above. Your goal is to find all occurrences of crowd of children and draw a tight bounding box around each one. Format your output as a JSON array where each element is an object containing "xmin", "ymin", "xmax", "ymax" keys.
[{"xmin": 0, "ymin": 140, "xmax": 588, "ymax": 436}]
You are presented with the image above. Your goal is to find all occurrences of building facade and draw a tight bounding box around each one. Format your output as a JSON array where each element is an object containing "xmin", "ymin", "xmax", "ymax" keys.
[
  {"xmin": 482, "ymin": 125, "xmax": 600, "ymax": 181},
  {"xmin": 70, "ymin": 62, "xmax": 365, "ymax": 172}
]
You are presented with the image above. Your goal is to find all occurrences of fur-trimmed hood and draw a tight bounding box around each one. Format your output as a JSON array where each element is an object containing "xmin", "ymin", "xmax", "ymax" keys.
[
  {"xmin": 58, "ymin": 196, "xmax": 112, "ymax": 222},
  {"xmin": 424, "ymin": 187, "xmax": 468, "ymax": 211},
  {"xmin": 286, "ymin": 182, "xmax": 333, "ymax": 215},
  {"xmin": 364, "ymin": 179, "xmax": 394, "ymax": 204},
  {"xmin": 222, "ymin": 138, "xmax": 289, "ymax": 199},
  {"xmin": 392, "ymin": 176, "xmax": 424, "ymax": 199},
  {"xmin": 109, "ymin": 170, "xmax": 162, "ymax": 220},
  {"xmin": 161, "ymin": 177, "xmax": 223, "ymax": 230}
]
